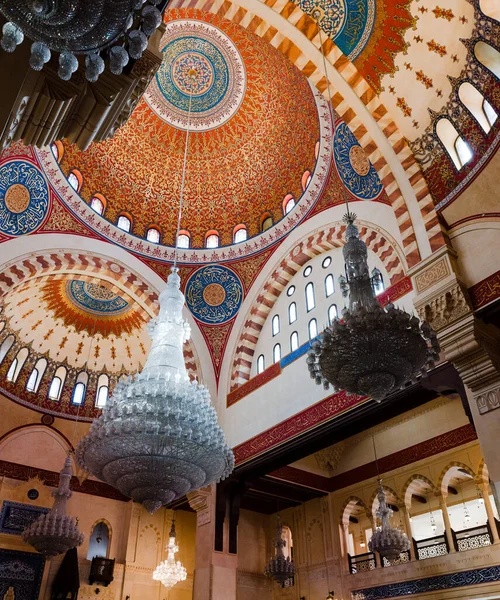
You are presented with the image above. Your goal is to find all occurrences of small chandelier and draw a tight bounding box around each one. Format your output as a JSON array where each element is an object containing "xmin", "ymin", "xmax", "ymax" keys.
[
  {"xmin": 307, "ymin": 212, "xmax": 440, "ymax": 402},
  {"xmin": 369, "ymin": 481, "xmax": 410, "ymax": 562},
  {"xmin": 265, "ymin": 516, "xmax": 296, "ymax": 588},
  {"xmin": 23, "ymin": 456, "xmax": 84, "ymax": 556},
  {"xmin": 153, "ymin": 519, "xmax": 187, "ymax": 589},
  {"xmin": 0, "ymin": 0, "xmax": 164, "ymax": 82}
]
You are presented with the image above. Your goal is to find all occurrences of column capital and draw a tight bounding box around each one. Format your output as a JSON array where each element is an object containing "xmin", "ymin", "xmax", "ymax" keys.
[{"xmin": 187, "ymin": 485, "xmax": 213, "ymax": 526}]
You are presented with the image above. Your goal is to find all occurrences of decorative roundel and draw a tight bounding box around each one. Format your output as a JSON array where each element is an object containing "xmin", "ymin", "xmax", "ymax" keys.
[
  {"xmin": 66, "ymin": 280, "xmax": 130, "ymax": 317},
  {"xmin": 185, "ymin": 265, "xmax": 243, "ymax": 324},
  {"xmin": 27, "ymin": 489, "xmax": 39, "ymax": 500},
  {"xmin": 334, "ymin": 121, "xmax": 383, "ymax": 201},
  {"xmin": 0, "ymin": 161, "xmax": 49, "ymax": 236},
  {"xmin": 145, "ymin": 20, "xmax": 246, "ymax": 131}
]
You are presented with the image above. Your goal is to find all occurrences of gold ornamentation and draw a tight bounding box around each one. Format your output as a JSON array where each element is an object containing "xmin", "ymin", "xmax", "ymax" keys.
[
  {"xmin": 414, "ymin": 257, "xmax": 450, "ymax": 293},
  {"xmin": 5, "ymin": 183, "xmax": 30, "ymax": 213},
  {"xmin": 349, "ymin": 145, "xmax": 370, "ymax": 176},
  {"xmin": 417, "ymin": 282, "xmax": 470, "ymax": 331},
  {"xmin": 203, "ymin": 283, "xmax": 226, "ymax": 307}
]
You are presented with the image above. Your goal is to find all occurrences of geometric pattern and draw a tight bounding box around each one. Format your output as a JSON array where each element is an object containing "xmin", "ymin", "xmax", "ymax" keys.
[
  {"xmin": 229, "ymin": 222, "xmax": 406, "ymax": 389},
  {"xmin": 0, "ymin": 161, "xmax": 49, "ymax": 237},
  {"xmin": 165, "ymin": 0, "xmax": 445, "ymax": 265},
  {"xmin": 351, "ymin": 565, "xmax": 500, "ymax": 599},
  {"xmin": 0, "ymin": 501, "xmax": 49, "ymax": 536},
  {"xmin": 185, "ymin": 265, "xmax": 243, "ymax": 324},
  {"xmin": 0, "ymin": 550, "xmax": 45, "ymax": 600},
  {"xmin": 146, "ymin": 20, "xmax": 246, "ymax": 131}
]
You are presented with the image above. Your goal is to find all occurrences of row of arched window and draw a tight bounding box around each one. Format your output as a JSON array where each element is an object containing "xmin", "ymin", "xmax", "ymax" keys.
[
  {"xmin": 1, "ymin": 335, "xmax": 109, "ymax": 408},
  {"xmin": 436, "ymin": 44, "xmax": 499, "ymax": 170},
  {"xmin": 52, "ymin": 143, "xmax": 316, "ymax": 248}
]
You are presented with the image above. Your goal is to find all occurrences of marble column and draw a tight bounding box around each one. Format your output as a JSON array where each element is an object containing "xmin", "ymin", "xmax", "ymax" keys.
[
  {"xmin": 479, "ymin": 481, "xmax": 500, "ymax": 543},
  {"xmin": 438, "ymin": 494, "xmax": 456, "ymax": 553},
  {"xmin": 187, "ymin": 485, "xmax": 238, "ymax": 600}
]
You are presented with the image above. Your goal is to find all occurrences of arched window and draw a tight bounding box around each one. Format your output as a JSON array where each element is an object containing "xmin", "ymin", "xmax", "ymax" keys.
[
  {"xmin": 475, "ymin": 41, "xmax": 500, "ymax": 79},
  {"xmin": 257, "ymin": 354, "xmax": 265, "ymax": 374},
  {"xmin": 328, "ymin": 304, "xmax": 338, "ymax": 325},
  {"xmin": 283, "ymin": 194, "xmax": 295, "ymax": 215},
  {"xmin": 0, "ymin": 335, "xmax": 14, "ymax": 364},
  {"xmin": 287, "ymin": 285, "xmax": 295, "ymax": 297},
  {"xmin": 458, "ymin": 83, "xmax": 498, "ymax": 133},
  {"xmin": 90, "ymin": 196, "xmax": 104, "ymax": 215},
  {"xmin": 96, "ymin": 374, "xmax": 109, "ymax": 408},
  {"xmin": 480, "ymin": 0, "xmax": 500, "ymax": 20},
  {"xmin": 87, "ymin": 521, "xmax": 110, "ymax": 560},
  {"xmin": 177, "ymin": 231, "xmax": 190, "ymax": 249},
  {"xmin": 282, "ymin": 526, "xmax": 294, "ymax": 561},
  {"xmin": 72, "ymin": 372, "xmax": 88, "ymax": 405},
  {"xmin": 146, "ymin": 227, "xmax": 161, "ymax": 243},
  {"xmin": 325, "ymin": 274, "xmax": 335, "ymax": 297},
  {"xmin": 303, "ymin": 266, "xmax": 312, "ymax": 277},
  {"xmin": 6, "ymin": 359, "xmax": 17, "ymax": 382},
  {"xmin": 301, "ymin": 170, "xmax": 312, "ymax": 191},
  {"xmin": 205, "ymin": 231, "xmax": 219, "ymax": 248},
  {"xmin": 290, "ymin": 331, "xmax": 299, "ymax": 352},
  {"xmin": 51, "ymin": 143, "xmax": 59, "ymax": 161},
  {"xmin": 314, "ymin": 141, "xmax": 320, "ymax": 159},
  {"xmin": 68, "ymin": 169, "xmax": 82, "ymax": 192},
  {"xmin": 5, "ymin": 348, "xmax": 28, "ymax": 383},
  {"xmin": 322, "ymin": 256, "xmax": 332, "ymax": 269},
  {"xmin": 372, "ymin": 269, "xmax": 384, "ymax": 295},
  {"xmin": 26, "ymin": 358, "xmax": 47, "ymax": 393},
  {"xmin": 48, "ymin": 366, "xmax": 66, "ymax": 401},
  {"xmin": 289, "ymin": 302, "xmax": 297, "ymax": 324},
  {"xmin": 273, "ymin": 343, "xmax": 281, "ymax": 363},
  {"xmin": 305, "ymin": 282, "xmax": 315, "ymax": 312},
  {"xmin": 117, "ymin": 215, "xmax": 131, "ymax": 232},
  {"xmin": 233, "ymin": 225, "xmax": 247, "ymax": 243},
  {"xmin": 308, "ymin": 318, "xmax": 318, "ymax": 339},
  {"xmin": 261, "ymin": 213, "xmax": 273, "ymax": 231},
  {"xmin": 272, "ymin": 315, "xmax": 280, "ymax": 336},
  {"xmin": 436, "ymin": 118, "xmax": 473, "ymax": 169}
]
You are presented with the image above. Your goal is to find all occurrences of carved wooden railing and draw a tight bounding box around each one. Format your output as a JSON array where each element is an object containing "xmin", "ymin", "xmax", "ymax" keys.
[
  {"xmin": 413, "ymin": 534, "xmax": 449, "ymax": 560},
  {"xmin": 453, "ymin": 523, "xmax": 492, "ymax": 552},
  {"xmin": 348, "ymin": 552, "xmax": 377, "ymax": 574},
  {"xmin": 382, "ymin": 550, "xmax": 411, "ymax": 567}
]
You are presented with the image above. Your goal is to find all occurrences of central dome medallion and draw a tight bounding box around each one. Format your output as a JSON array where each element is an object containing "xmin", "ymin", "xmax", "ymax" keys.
[{"xmin": 146, "ymin": 20, "xmax": 246, "ymax": 131}]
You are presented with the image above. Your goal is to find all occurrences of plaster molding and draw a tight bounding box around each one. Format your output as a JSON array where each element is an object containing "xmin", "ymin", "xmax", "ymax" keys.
[{"xmin": 187, "ymin": 485, "xmax": 212, "ymax": 526}]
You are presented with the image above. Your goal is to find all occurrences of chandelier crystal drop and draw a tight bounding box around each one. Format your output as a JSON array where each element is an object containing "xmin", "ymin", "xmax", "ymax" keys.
[
  {"xmin": 264, "ymin": 515, "xmax": 296, "ymax": 588},
  {"xmin": 0, "ymin": 0, "xmax": 164, "ymax": 81},
  {"xmin": 153, "ymin": 520, "xmax": 187, "ymax": 589},
  {"xmin": 307, "ymin": 213, "xmax": 440, "ymax": 402},
  {"xmin": 76, "ymin": 268, "xmax": 234, "ymax": 514},
  {"xmin": 369, "ymin": 481, "xmax": 410, "ymax": 562},
  {"xmin": 23, "ymin": 456, "xmax": 84, "ymax": 556}
]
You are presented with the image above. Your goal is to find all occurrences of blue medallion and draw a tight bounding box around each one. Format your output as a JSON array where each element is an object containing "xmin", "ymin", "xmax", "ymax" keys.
[
  {"xmin": 66, "ymin": 280, "xmax": 130, "ymax": 316},
  {"xmin": 185, "ymin": 265, "xmax": 243, "ymax": 324},
  {"xmin": 334, "ymin": 121, "xmax": 383, "ymax": 201},
  {"xmin": 0, "ymin": 161, "xmax": 49, "ymax": 236}
]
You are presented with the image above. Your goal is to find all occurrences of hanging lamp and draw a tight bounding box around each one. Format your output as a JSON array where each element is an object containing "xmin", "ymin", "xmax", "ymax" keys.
[
  {"xmin": 152, "ymin": 518, "xmax": 187, "ymax": 589},
  {"xmin": 76, "ymin": 69, "xmax": 234, "ymax": 514},
  {"xmin": 23, "ymin": 455, "xmax": 84, "ymax": 556},
  {"xmin": 369, "ymin": 480, "xmax": 410, "ymax": 562},
  {"xmin": 305, "ymin": 16, "xmax": 439, "ymax": 402},
  {"xmin": 264, "ymin": 515, "xmax": 296, "ymax": 587}
]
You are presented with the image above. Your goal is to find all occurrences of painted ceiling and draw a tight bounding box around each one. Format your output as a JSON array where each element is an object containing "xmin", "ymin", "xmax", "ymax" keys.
[{"xmin": 58, "ymin": 8, "xmax": 322, "ymax": 248}]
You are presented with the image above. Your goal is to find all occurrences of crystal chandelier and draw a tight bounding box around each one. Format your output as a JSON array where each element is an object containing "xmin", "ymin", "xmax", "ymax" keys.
[
  {"xmin": 23, "ymin": 456, "xmax": 84, "ymax": 556},
  {"xmin": 307, "ymin": 212, "xmax": 440, "ymax": 402},
  {"xmin": 153, "ymin": 519, "xmax": 187, "ymax": 589},
  {"xmin": 369, "ymin": 481, "xmax": 410, "ymax": 562},
  {"xmin": 264, "ymin": 516, "xmax": 296, "ymax": 588},
  {"xmin": 77, "ymin": 72, "xmax": 234, "ymax": 513},
  {"xmin": 0, "ymin": 0, "xmax": 164, "ymax": 81}
]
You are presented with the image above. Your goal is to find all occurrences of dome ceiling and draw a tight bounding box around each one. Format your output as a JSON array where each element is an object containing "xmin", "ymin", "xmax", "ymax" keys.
[{"xmin": 58, "ymin": 9, "xmax": 323, "ymax": 249}]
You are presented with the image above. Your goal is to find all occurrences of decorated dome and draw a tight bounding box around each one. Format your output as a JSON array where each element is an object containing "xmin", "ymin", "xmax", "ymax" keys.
[{"xmin": 49, "ymin": 9, "xmax": 328, "ymax": 258}]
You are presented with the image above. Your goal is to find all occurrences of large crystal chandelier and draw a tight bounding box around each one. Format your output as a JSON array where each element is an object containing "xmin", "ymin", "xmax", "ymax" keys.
[
  {"xmin": 23, "ymin": 456, "xmax": 84, "ymax": 556},
  {"xmin": 265, "ymin": 516, "xmax": 296, "ymax": 588},
  {"xmin": 153, "ymin": 519, "xmax": 187, "ymax": 589},
  {"xmin": 307, "ymin": 213, "xmax": 440, "ymax": 402},
  {"xmin": 77, "ymin": 72, "xmax": 234, "ymax": 514},
  {"xmin": 369, "ymin": 481, "xmax": 410, "ymax": 561},
  {"xmin": 0, "ymin": 0, "xmax": 164, "ymax": 81}
]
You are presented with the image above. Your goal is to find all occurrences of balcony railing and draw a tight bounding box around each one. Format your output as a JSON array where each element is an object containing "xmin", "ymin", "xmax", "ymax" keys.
[
  {"xmin": 453, "ymin": 523, "xmax": 493, "ymax": 552},
  {"xmin": 413, "ymin": 534, "xmax": 449, "ymax": 560},
  {"xmin": 382, "ymin": 550, "xmax": 410, "ymax": 567},
  {"xmin": 348, "ymin": 552, "xmax": 377, "ymax": 574}
]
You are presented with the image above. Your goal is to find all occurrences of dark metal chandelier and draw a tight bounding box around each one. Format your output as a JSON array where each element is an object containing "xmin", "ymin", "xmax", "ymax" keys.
[
  {"xmin": 23, "ymin": 456, "xmax": 84, "ymax": 556},
  {"xmin": 0, "ymin": 0, "xmax": 164, "ymax": 81},
  {"xmin": 77, "ymin": 77, "xmax": 234, "ymax": 514},
  {"xmin": 264, "ymin": 515, "xmax": 296, "ymax": 587},
  {"xmin": 369, "ymin": 481, "xmax": 410, "ymax": 561},
  {"xmin": 307, "ymin": 212, "xmax": 440, "ymax": 402}
]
